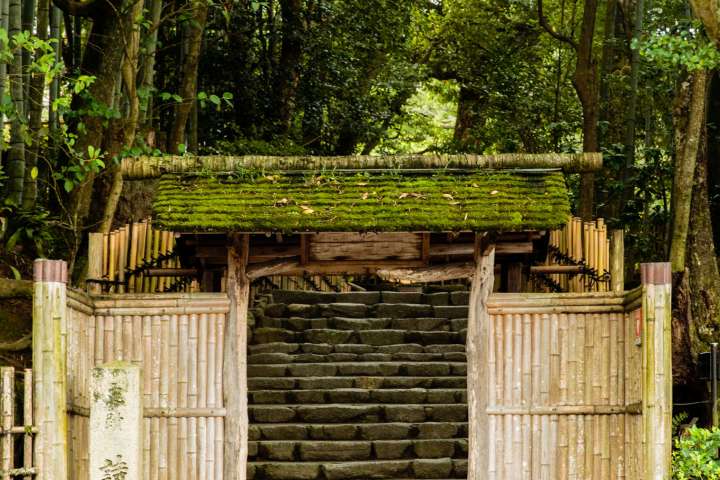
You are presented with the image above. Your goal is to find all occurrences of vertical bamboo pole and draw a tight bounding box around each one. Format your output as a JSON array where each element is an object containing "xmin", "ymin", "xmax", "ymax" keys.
[
  {"xmin": 23, "ymin": 369, "xmax": 32, "ymax": 480},
  {"xmin": 87, "ymin": 232, "xmax": 104, "ymax": 294},
  {"xmin": 467, "ymin": 236, "xmax": 496, "ymax": 479},
  {"xmin": 611, "ymin": 230, "xmax": 625, "ymax": 293},
  {"xmin": 32, "ymin": 259, "xmax": 69, "ymax": 480},
  {"xmin": 641, "ymin": 263, "xmax": 672, "ymax": 480},
  {"xmin": 1, "ymin": 367, "xmax": 14, "ymax": 480},
  {"xmin": 225, "ymin": 234, "xmax": 250, "ymax": 480},
  {"xmin": 128, "ymin": 223, "xmax": 139, "ymax": 293}
]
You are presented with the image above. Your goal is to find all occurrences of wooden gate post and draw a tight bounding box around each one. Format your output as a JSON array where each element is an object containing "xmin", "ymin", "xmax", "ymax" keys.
[
  {"xmin": 640, "ymin": 262, "xmax": 672, "ymax": 480},
  {"xmin": 32, "ymin": 259, "xmax": 69, "ymax": 480},
  {"xmin": 467, "ymin": 238, "xmax": 495, "ymax": 480},
  {"xmin": 224, "ymin": 234, "xmax": 250, "ymax": 480}
]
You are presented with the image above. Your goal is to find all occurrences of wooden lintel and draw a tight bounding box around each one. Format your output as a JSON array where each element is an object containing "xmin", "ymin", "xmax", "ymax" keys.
[
  {"xmin": 246, "ymin": 257, "xmax": 301, "ymax": 280},
  {"xmin": 430, "ymin": 242, "xmax": 533, "ymax": 256},
  {"xmin": 376, "ymin": 262, "xmax": 475, "ymax": 285}
]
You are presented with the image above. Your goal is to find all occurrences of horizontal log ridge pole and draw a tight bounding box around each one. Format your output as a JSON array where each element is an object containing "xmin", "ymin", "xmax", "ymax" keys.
[{"xmin": 122, "ymin": 153, "xmax": 603, "ymax": 179}]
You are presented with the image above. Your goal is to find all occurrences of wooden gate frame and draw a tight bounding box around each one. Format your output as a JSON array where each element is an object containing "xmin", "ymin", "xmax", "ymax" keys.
[{"xmin": 31, "ymin": 253, "xmax": 672, "ymax": 480}]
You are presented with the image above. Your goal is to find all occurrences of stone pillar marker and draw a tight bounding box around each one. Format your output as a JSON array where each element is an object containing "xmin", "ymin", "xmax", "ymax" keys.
[{"xmin": 89, "ymin": 362, "xmax": 142, "ymax": 480}]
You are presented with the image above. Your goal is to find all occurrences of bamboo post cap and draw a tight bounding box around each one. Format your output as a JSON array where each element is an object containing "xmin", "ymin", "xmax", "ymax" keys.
[
  {"xmin": 33, "ymin": 259, "xmax": 67, "ymax": 284},
  {"xmin": 640, "ymin": 263, "xmax": 671, "ymax": 285}
]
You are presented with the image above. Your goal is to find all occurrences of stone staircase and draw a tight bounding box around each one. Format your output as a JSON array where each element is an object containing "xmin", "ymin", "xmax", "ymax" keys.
[{"xmin": 247, "ymin": 290, "xmax": 470, "ymax": 480}]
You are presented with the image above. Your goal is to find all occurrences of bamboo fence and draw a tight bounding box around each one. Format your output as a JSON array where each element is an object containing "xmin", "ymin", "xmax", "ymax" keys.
[
  {"xmin": 65, "ymin": 289, "xmax": 229, "ymax": 480},
  {"xmin": 0, "ymin": 367, "xmax": 35, "ymax": 479},
  {"xmin": 483, "ymin": 290, "xmax": 644, "ymax": 479},
  {"xmin": 540, "ymin": 217, "xmax": 611, "ymax": 293},
  {"xmin": 90, "ymin": 220, "xmax": 353, "ymax": 296},
  {"xmin": 88, "ymin": 219, "xmax": 197, "ymax": 294}
]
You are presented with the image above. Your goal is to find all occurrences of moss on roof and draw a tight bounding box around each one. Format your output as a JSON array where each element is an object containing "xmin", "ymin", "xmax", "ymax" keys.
[{"xmin": 152, "ymin": 170, "xmax": 570, "ymax": 233}]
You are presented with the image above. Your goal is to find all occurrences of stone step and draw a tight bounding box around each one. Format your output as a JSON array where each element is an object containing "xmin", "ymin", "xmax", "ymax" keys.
[
  {"xmin": 255, "ymin": 316, "xmax": 468, "ymax": 332},
  {"xmin": 249, "ymin": 351, "xmax": 467, "ymax": 365},
  {"xmin": 248, "ymin": 459, "xmax": 467, "ymax": 480},
  {"xmin": 248, "ymin": 342, "xmax": 466, "ymax": 356},
  {"xmin": 249, "ymin": 422, "xmax": 468, "ymax": 441},
  {"xmin": 249, "ymin": 388, "xmax": 466, "ymax": 405},
  {"xmin": 248, "ymin": 362, "xmax": 467, "ymax": 379},
  {"xmin": 270, "ymin": 290, "xmax": 470, "ymax": 307},
  {"xmin": 251, "ymin": 328, "xmax": 466, "ymax": 346},
  {"xmin": 248, "ymin": 376, "xmax": 467, "ymax": 391},
  {"xmin": 249, "ymin": 439, "xmax": 468, "ymax": 461},
  {"xmin": 249, "ymin": 404, "xmax": 468, "ymax": 424},
  {"xmin": 260, "ymin": 303, "xmax": 469, "ymax": 320}
]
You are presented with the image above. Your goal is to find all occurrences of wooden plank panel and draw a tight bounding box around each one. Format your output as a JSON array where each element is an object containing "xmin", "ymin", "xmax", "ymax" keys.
[{"xmin": 309, "ymin": 240, "xmax": 422, "ymax": 261}]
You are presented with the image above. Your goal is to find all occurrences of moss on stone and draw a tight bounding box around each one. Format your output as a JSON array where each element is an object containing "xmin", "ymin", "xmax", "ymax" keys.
[{"xmin": 152, "ymin": 170, "xmax": 570, "ymax": 232}]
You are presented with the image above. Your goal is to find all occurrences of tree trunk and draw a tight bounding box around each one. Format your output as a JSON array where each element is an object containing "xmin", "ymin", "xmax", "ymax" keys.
[
  {"xmin": 453, "ymin": 86, "xmax": 484, "ymax": 152},
  {"xmin": 573, "ymin": 0, "xmax": 600, "ymax": 221},
  {"xmin": 97, "ymin": 0, "xmax": 144, "ymax": 234},
  {"xmin": 271, "ymin": 0, "xmax": 303, "ymax": 136},
  {"xmin": 22, "ymin": 0, "xmax": 49, "ymax": 209},
  {"xmin": 670, "ymin": 71, "xmax": 709, "ymax": 273},
  {"xmin": 619, "ymin": 0, "xmax": 645, "ymax": 217},
  {"xmin": 5, "ymin": 0, "xmax": 25, "ymax": 205},
  {"xmin": 0, "ymin": 0, "xmax": 8, "ymax": 151},
  {"xmin": 56, "ymin": 0, "xmax": 127, "ymax": 271},
  {"xmin": 167, "ymin": 0, "xmax": 208, "ymax": 153},
  {"xmin": 686, "ymin": 129, "xmax": 720, "ymax": 367},
  {"xmin": 139, "ymin": 0, "xmax": 163, "ymax": 128}
]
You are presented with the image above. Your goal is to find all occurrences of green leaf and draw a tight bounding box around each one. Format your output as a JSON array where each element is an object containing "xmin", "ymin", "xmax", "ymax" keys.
[
  {"xmin": 64, "ymin": 179, "xmax": 74, "ymax": 192},
  {"xmin": 209, "ymin": 94, "xmax": 221, "ymax": 105},
  {"xmin": 9, "ymin": 265, "xmax": 20, "ymax": 280},
  {"xmin": 30, "ymin": 166, "xmax": 38, "ymax": 179}
]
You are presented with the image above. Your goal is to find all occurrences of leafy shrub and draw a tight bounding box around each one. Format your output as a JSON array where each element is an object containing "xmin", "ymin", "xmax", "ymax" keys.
[{"xmin": 673, "ymin": 426, "xmax": 720, "ymax": 479}]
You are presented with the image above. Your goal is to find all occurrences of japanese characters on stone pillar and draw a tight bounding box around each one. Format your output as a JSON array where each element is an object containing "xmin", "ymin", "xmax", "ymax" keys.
[{"xmin": 89, "ymin": 362, "xmax": 143, "ymax": 480}]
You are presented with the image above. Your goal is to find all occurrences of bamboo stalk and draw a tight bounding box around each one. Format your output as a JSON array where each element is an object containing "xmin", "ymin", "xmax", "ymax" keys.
[{"xmin": 1, "ymin": 367, "xmax": 14, "ymax": 480}]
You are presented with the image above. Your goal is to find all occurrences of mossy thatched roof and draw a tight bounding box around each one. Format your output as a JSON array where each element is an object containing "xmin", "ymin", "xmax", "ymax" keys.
[{"xmin": 153, "ymin": 169, "xmax": 571, "ymax": 233}]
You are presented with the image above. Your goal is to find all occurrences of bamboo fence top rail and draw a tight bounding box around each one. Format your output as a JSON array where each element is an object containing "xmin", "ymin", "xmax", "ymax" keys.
[{"xmin": 122, "ymin": 153, "xmax": 602, "ymax": 179}]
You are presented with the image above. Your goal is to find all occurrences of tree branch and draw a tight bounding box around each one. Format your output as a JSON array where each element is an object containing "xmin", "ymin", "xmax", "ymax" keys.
[{"xmin": 537, "ymin": 0, "xmax": 578, "ymax": 50}]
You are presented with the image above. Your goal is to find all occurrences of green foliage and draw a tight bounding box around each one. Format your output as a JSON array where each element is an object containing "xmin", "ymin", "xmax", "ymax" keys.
[
  {"xmin": 635, "ymin": 19, "xmax": 720, "ymax": 71},
  {"xmin": 673, "ymin": 426, "xmax": 720, "ymax": 479}
]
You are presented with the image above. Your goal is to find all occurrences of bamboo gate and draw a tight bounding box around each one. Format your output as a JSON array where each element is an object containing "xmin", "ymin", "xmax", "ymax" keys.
[{"xmin": 26, "ymin": 256, "xmax": 672, "ymax": 480}]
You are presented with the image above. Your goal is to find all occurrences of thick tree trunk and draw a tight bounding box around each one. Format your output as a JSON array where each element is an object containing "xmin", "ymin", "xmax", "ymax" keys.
[
  {"xmin": 168, "ymin": 0, "xmax": 208, "ymax": 153},
  {"xmin": 22, "ymin": 0, "xmax": 49, "ymax": 209},
  {"xmin": 670, "ymin": 71, "xmax": 709, "ymax": 273},
  {"xmin": 97, "ymin": 0, "xmax": 144, "ymax": 234},
  {"xmin": 453, "ymin": 86, "xmax": 484, "ymax": 152},
  {"xmin": 57, "ymin": 1, "xmax": 126, "ymax": 271},
  {"xmin": 686, "ymin": 132, "xmax": 720, "ymax": 362},
  {"xmin": 5, "ymin": 0, "xmax": 25, "ymax": 205},
  {"xmin": 271, "ymin": 0, "xmax": 303, "ymax": 136}
]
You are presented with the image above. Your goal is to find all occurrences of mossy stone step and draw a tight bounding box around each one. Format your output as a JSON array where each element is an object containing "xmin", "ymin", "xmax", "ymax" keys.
[
  {"xmin": 249, "ymin": 439, "xmax": 467, "ymax": 462},
  {"xmin": 249, "ymin": 351, "xmax": 466, "ymax": 365},
  {"xmin": 248, "ymin": 376, "xmax": 467, "ymax": 391},
  {"xmin": 250, "ymin": 404, "xmax": 468, "ymax": 424},
  {"xmin": 256, "ymin": 316, "xmax": 460, "ymax": 332},
  {"xmin": 247, "ymin": 342, "xmax": 466, "ymax": 356},
  {"xmin": 251, "ymin": 329, "xmax": 464, "ymax": 346},
  {"xmin": 248, "ymin": 362, "xmax": 467, "ymax": 378},
  {"xmin": 249, "ymin": 422, "xmax": 468, "ymax": 441},
  {"xmin": 249, "ymin": 388, "xmax": 466, "ymax": 405},
  {"xmin": 247, "ymin": 459, "xmax": 467, "ymax": 480}
]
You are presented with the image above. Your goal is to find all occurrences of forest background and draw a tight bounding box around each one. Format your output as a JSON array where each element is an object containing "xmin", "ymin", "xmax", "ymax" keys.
[{"xmin": 0, "ymin": 0, "xmax": 719, "ymax": 402}]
